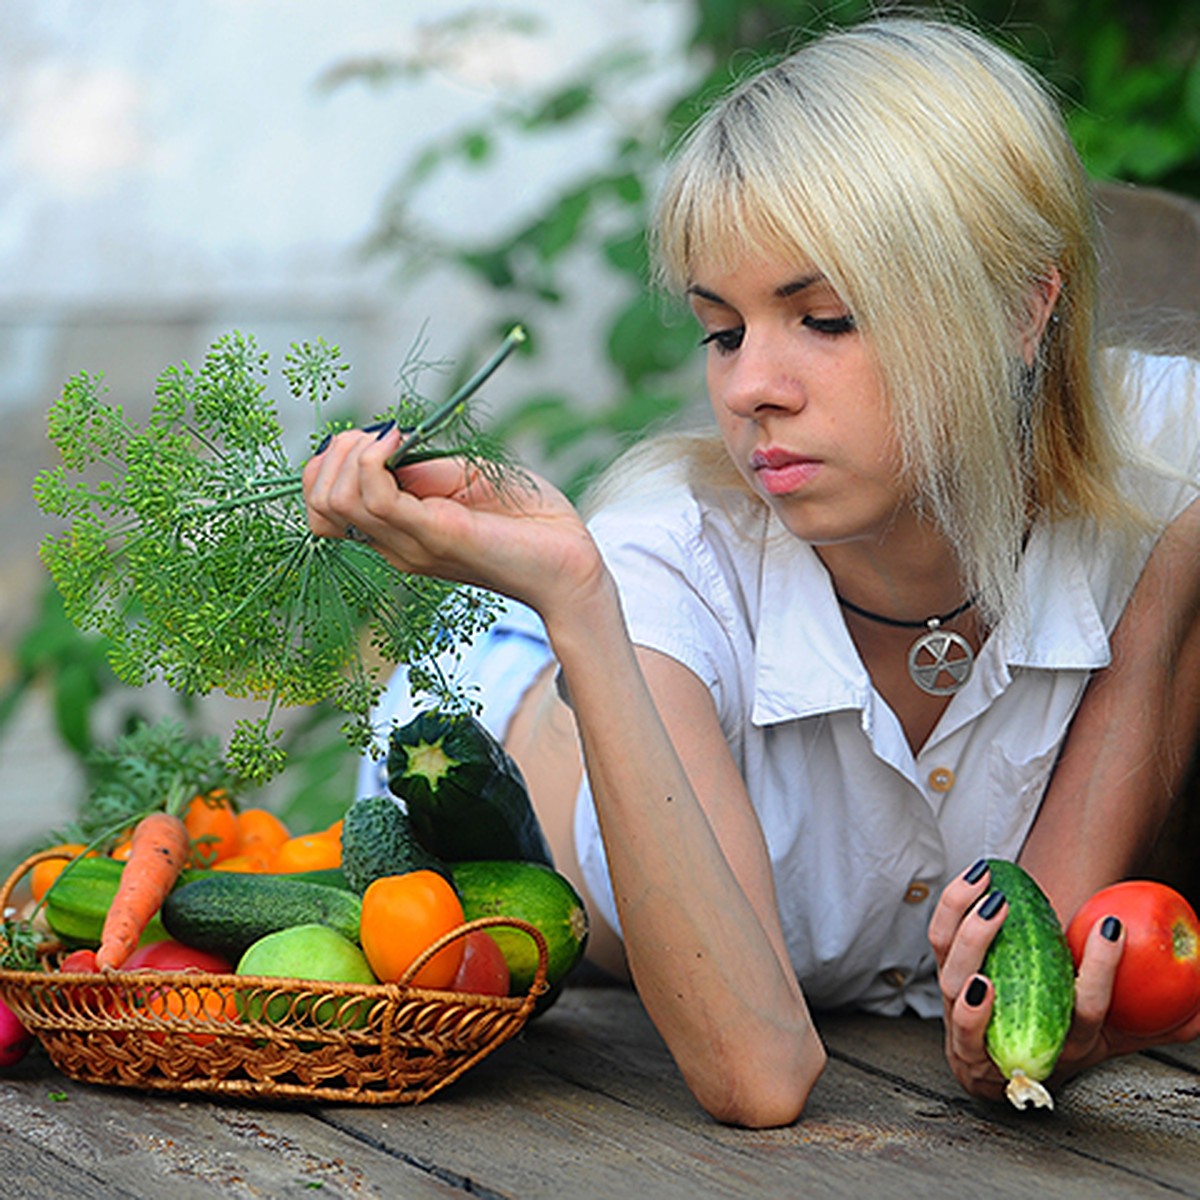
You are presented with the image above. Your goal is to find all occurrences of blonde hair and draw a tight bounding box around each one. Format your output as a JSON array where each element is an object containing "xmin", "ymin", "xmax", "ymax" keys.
[{"xmin": 615, "ymin": 16, "xmax": 1142, "ymax": 626}]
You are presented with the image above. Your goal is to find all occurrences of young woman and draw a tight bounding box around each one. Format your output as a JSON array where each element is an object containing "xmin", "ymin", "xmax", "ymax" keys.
[{"xmin": 304, "ymin": 17, "xmax": 1200, "ymax": 1125}]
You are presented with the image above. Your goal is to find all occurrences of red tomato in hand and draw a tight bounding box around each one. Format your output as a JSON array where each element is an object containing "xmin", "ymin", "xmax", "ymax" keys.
[
  {"xmin": 1066, "ymin": 880, "xmax": 1200, "ymax": 1037},
  {"xmin": 120, "ymin": 941, "xmax": 232, "ymax": 974},
  {"xmin": 448, "ymin": 930, "xmax": 511, "ymax": 997}
]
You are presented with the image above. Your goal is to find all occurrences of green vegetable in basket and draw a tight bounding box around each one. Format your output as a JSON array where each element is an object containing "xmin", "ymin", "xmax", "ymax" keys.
[{"xmin": 235, "ymin": 924, "xmax": 376, "ymax": 1027}]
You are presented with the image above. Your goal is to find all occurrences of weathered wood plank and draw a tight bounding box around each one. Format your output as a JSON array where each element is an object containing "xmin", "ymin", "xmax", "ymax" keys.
[
  {"xmin": 0, "ymin": 1049, "xmax": 465, "ymax": 1199},
  {"xmin": 817, "ymin": 1009, "xmax": 1200, "ymax": 1196},
  {"xmin": 1, "ymin": 988, "xmax": 1196, "ymax": 1199},
  {"xmin": 318, "ymin": 991, "xmax": 1200, "ymax": 1200}
]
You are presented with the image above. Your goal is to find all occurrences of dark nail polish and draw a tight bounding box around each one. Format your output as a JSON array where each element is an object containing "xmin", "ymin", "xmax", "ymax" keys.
[
  {"xmin": 314, "ymin": 433, "xmax": 332, "ymax": 455},
  {"xmin": 1100, "ymin": 915, "xmax": 1122, "ymax": 942},
  {"xmin": 363, "ymin": 419, "xmax": 396, "ymax": 439},
  {"xmin": 978, "ymin": 890, "xmax": 1005, "ymax": 920},
  {"xmin": 965, "ymin": 976, "xmax": 988, "ymax": 1007},
  {"xmin": 963, "ymin": 858, "xmax": 988, "ymax": 885}
]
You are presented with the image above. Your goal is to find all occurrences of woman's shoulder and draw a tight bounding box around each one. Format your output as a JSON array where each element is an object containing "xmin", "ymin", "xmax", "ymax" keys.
[
  {"xmin": 1111, "ymin": 348, "xmax": 1200, "ymax": 438},
  {"xmin": 587, "ymin": 459, "xmax": 766, "ymax": 561}
]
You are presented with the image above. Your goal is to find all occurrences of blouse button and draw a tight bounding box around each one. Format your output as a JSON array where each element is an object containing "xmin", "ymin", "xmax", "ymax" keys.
[
  {"xmin": 880, "ymin": 968, "xmax": 907, "ymax": 988},
  {"xmin": 928, "ymin": 766, "xmax": 955, "ymax": 793},
  {"xmin": 904, "ymin": 881, "xmax": 931, "ymax": 904}
]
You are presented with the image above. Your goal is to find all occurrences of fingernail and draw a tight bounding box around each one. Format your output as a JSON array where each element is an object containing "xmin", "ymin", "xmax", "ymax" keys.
[
  {"xmin": 963, "ymin": 858, "xmax": 988, "ymax": 885},
  {"xmin": 965, "ymin": 976, "xmax": 988, "ymax": 1007},
  {"xmin": 1100, "ymin": 915, "xmax": 1122, "ymax": 942},
  {"xmin": 363, "ymin": 419, "xmax": 395, "ymax": 439},
  {"xmin": 314, "ymin": 432, "xmax": 332, "ymax": 455},
  {"xmin": 978, "ymin": 890, "xmax": 1006, "ymax": 920}
]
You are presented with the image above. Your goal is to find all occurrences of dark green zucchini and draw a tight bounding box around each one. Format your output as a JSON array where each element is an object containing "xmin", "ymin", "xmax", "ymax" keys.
[{"xmin": 386, "ymin": 710, "xmax": 553, "ymax": 866}]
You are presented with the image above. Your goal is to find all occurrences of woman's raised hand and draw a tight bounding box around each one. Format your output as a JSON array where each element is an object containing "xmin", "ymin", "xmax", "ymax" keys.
[{"xmin": 302, "ymin": 427, "xmax": 606, "ymax": 622}]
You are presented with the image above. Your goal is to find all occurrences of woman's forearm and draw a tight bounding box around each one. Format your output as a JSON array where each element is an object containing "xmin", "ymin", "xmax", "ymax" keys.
[
  {"xmin": 541, "ymin": 580, "xmax": 826, "ymax": 1127},
  {"xmin": 1022, "ymin": 498, "xmax": 1200, "ymax": 922}
]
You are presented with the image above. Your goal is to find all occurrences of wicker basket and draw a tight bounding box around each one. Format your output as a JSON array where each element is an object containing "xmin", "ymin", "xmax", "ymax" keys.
[{"xmin": 0, "ymin": 851, "xmax": 549, "ymax": 1104}]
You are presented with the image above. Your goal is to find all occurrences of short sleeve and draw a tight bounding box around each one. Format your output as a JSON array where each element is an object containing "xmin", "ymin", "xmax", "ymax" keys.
[{"xmin": 587, "ymin": 486, "xmax": 751, "ymax": 725}]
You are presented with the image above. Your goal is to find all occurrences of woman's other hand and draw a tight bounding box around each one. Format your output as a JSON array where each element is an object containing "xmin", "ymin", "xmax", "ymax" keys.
[{"xmin": 929, "ymin": 862, "xmax": 1200, "ymax": 1103}]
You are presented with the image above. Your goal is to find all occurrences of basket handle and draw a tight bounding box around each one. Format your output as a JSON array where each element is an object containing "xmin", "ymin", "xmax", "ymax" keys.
[
  {"xmin": 396, "ymin": 914, "xmax": 551, "ymax": 999},
  {"xmin": 1, "ymin": 849, "xmax": 87, "ymax": 917}
]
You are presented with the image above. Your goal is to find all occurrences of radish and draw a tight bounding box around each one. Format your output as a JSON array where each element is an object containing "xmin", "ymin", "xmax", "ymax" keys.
[{"xmin": 0, "ymin": 996, "xmax": 33, "ymax": 1067}]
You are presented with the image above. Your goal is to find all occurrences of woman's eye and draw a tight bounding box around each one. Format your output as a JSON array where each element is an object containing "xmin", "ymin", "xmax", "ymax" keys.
[
  {"xmin": 802, "ymin": 313, "xmax": 856, "ymax": 336},
  {"xmin": 699, "ymin": 326, "xmax": 745, "ymax": 354}
]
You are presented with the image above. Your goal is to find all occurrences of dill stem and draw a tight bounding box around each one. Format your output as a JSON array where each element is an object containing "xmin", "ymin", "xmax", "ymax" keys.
[{"xmin": 385, "ymin": 325, "xmax": 526, "ymax": 470}]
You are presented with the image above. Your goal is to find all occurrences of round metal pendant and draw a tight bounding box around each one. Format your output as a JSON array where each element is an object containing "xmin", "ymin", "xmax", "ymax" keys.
[{"xmin": 907, "ymin": 624, "xmax": 974, "ymax": 696}]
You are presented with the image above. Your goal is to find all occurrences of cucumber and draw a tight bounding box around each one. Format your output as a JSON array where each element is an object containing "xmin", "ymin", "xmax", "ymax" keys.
[
  {"xmin": 386, "ymin": 710, "xmax": 554, "ymax": 866},
  {"xmin": 42, "ymin": 856, "xmax": 203, "ymax": 947},
  {"xmin": 982, "ymin": 859, "xmax": 1075, "ymax": 1110},
  {"xmin": 340, "ymin": 794, "xmax": 451, "ymax": 894},
  {"xmin": 451, "ymin": 860, "xmax": 589, "ymax": 998},
  {"xmin": 161, "ymin": 872, "xmax": 362, "ymax": 962}
]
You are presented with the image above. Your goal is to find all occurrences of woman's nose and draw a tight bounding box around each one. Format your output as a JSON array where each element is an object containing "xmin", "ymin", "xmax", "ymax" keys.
[{"xmin": 718, "ymin": 335, "xmax": 806, "ymax": 420}]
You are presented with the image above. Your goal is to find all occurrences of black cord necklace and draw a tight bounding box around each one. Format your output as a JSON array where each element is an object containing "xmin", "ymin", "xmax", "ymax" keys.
[{"xmin": 836, "ymin": 592, "xmax": 977, "ymax": 696}]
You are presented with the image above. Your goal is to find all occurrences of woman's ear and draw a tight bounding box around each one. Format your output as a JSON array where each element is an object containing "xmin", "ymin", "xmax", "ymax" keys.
[{"xmin": 1021, "ymin": 266, "xmax": 1064, "ymax": 365}]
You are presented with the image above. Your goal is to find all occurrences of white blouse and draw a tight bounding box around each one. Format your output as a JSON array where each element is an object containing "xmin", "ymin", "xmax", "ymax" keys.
[
  {"xmin": 573, "ymin": 352, "xmax": 1200, "ymax": 1016},
  {"xmin": 361, "ymin": 352, "xmax": 1199, "ymax": 1017}
]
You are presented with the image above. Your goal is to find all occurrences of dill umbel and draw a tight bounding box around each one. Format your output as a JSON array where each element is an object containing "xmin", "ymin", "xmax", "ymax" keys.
[{"xmin": 32, "ymin": 327, "xmax": 526, "ymax": 785}]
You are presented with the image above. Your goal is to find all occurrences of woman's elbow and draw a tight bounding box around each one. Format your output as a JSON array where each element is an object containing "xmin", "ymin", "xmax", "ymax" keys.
[{"xmin": 690, "ymin": 1034, "xmax": 828, "ymax": 1129}]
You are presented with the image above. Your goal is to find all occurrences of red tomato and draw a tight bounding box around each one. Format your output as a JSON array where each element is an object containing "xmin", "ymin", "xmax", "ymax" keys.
[
  {"xmin": 120, "ymin": 941, "xmax": 232, "ymax": 974},
  {"xmin": 118, "ymin": 940, "xmax": 235, "ymax": 1045},
  {"xmin": 59, "ymin": 948, "xmax": 100, "ymax": 973},
  {"xmin": 1066, "ymin": 880, "xmax": 1200, "ymax": 1037},
  {"xmin": 448, "ymin": 930, "xmax": 511, "ymax": 997},
  {"xmin": 56, "ymin": 947, "xmax": 112, "ymax": 1018}
]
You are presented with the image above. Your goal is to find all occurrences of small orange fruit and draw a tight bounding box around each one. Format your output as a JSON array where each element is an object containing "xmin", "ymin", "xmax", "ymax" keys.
[
  {"xmin": 272, "ymin": 834, "xmax": 342, "ymax": 874},
  {"xmin": 184, "ymin": 788, "xmax": 240, "ymax": 867},
  {"xmin": 235, "ymin": 807, "xmax": 290, "ymax": 851},
  {"xmin": 30, "ymin": 844, "xmax": 95, "ymax": 902}
]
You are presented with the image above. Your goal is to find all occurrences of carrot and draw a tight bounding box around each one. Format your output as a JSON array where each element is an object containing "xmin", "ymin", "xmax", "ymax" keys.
[{"xmin": 95, "ymin": 811, "xmax": 191, "ymax": 969}]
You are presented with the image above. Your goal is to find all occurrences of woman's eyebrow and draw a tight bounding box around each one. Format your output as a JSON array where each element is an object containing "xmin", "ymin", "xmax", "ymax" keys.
[{"xmin": 686, "ymin": 273, "xmax": 827, "ymax": 306}]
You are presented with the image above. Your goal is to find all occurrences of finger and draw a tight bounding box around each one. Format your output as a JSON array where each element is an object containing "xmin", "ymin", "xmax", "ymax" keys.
[
  {"xmin": 938, "ymin": 888, "xmax": 1008, "ymax": 1011},
  {"xmin": 302, "ymin": 430, "xmax": 372, "ymax": 536},
  {"xmin": 389, "ymin": 453, "xmax": 479, "ymax": 500},
  {"xmin": 929, "ymin": 858, "xmax": 991, "ymax": 964},
  {"xmin": 949, "ymin": 973, "xmax": 996, "ymax": 1062},
  {"xmin": 1065, "ymin": 915, "xmax": 1123, "ymax": 1053}
]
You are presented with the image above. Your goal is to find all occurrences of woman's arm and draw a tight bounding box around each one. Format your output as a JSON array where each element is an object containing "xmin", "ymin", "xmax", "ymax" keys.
[
  {"xmin": 931, "ymin": 495, "xmax": 1200, "ymax": 1100},
  {"xmin": 1022, "ymin": 495, "xmax": 1200, "ymax": 924},
  {"xmin": 303, "ymin": 430, "xmax": 825, "ymax": 1126}
]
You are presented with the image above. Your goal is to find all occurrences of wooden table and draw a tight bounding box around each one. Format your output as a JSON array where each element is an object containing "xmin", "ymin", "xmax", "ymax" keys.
[{"xmin": 1, "ymin": 982, "xmax": 1197, "ymax": 1199}]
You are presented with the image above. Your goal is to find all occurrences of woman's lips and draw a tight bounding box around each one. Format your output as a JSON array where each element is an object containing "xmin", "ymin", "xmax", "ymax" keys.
[{"xmin": 750, "ymin": 448, "xmax": 822, "ymax": 496}]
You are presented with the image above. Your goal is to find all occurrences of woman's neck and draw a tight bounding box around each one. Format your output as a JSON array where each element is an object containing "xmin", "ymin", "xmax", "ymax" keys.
[{"xmin": 813, "ymin": 525, "xmax": 971, "ymax": 626}]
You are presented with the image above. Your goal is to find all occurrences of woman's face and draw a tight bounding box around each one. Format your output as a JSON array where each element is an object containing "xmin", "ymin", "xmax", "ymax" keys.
[{"xmin": 688, "ymin": 253, "xmax": 912, "ymax": 548}]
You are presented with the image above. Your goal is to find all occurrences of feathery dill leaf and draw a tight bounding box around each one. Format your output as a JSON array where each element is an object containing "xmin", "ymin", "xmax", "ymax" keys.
[{"xmin": 32, "ymin": 328, "xmax": 525, "ymax": 784}]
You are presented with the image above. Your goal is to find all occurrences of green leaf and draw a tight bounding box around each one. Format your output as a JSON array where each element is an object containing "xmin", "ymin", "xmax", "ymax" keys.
[
  {"xmin": 527, "ymin": 190, "xmax": 591, "ymax": 261},
  {"xmin": 607, "ymin": 294, "xmax": 699, "ymax": 387},
  {"xmin": 523, "ymin": 82, "xmax": 594, "ymax": 128}
]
